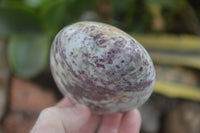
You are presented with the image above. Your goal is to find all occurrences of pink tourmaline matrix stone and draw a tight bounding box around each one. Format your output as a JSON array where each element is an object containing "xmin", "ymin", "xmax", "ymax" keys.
[{"xmin": 50, "ymin": 21, "xmax": 156, "ymax": 114}]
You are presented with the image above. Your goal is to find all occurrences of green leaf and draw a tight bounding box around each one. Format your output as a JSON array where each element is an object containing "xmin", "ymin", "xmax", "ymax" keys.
[
  {"xmin": 144, "ymin": 0, "xmax": 186, "ymax": 9},
  {"xmin": 1, "ymin": 0, "xmax": 47, "ymax": 8},
  {"xmin": 64, "ymin": 0, "xmax": 97, "ymax": 23},
  {"xmin": 7, "ymin": 34, "xmax": 50, "ymax": 79},
  {"xmin": 0, "ymin": 7, "xmax": 42, "ymax": 36},
  {"xmin": 39, "ymin": 0, "xmax": 67, "ymax": 37}
]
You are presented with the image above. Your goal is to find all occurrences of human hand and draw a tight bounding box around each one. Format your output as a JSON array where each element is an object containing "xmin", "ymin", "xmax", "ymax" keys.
[{"xmin": 30, "ymin": 98, "xmax": 141, "ymax": 133}]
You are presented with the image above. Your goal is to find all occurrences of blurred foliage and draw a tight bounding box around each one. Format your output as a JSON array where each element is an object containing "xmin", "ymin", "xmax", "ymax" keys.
[
  {"xmin": 112, "ymin": 0, "xmax": 152, "ymax": 32},
  {"xmin": 133, "ymin": 34, "xmax": 200, "ymax": 51},
  {"xmin": 0, "ymin": 7, "xmax": 42, "ymax": 35},
  {"xmin": 7, "ymin": 34, "xmax": 49, "ymax": 79},
  {"xmin": 0, "ymin": 0, "xmax": 200, "ymax": 84},
  {"xmin": 155, "ymin": 80, "xmax": 200, "ymax": 101},
  {"xmin": 39, "ymin": 0, "xmax": 68, "ymax": 37},
  {"xmin": 134, "ymin": 34, "xmax": 200, "ymax": 69},
  {"xmin": 134, "ymin": 34, "xmax": 200, "ymax": 101},
  {"xmin": 0, "ymin": 0, "xmax": 97, "ymax": 79},
  {"xmin": 153, "ymin": 65, "xmax": 200, "ymax": 101}
]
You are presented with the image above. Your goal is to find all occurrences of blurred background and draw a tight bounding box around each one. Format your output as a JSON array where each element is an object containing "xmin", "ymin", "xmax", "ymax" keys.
[{"xmin": 0, "ymin": 0, "xmax": 200, "ymax": 132}]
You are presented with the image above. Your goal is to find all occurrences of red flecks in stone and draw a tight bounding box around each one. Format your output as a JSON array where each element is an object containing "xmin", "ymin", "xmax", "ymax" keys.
[
  {"xmin": 84, "ymin": 53, "xmax": 91, "ymax": 58},
  {"xmin": 121, "ymin": 73, "xmax": 127, "ymax": 76},
  {"xmin": 139, "ymin": 67, "xmax": 143, "ymax": 72},
  {"xmin": 96, "ymin": 63, "xmax": 105, "ymax": 69},
  {"xmin": 98, "ymin": 38, "xmax": 107, "ymax": 44},
  {"xmin": 116, "ymin": 65, "xmax": 120, "ymax": 69}
]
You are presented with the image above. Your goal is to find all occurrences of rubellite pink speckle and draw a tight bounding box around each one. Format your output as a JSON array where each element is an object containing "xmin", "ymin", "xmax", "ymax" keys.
[{"xmin": 50, "ymin": 21, "xmax": 156, "ymax": 114}]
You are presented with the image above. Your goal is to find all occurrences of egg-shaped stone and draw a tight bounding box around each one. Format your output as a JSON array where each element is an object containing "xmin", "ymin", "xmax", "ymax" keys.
[{"xmin": 50, "ymin": 21, "xmax": 156, "ymax": 114}]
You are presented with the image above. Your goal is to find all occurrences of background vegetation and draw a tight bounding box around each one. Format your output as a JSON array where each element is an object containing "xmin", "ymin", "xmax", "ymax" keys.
[{"xmin": 0, "ymin": 0, "xmax": 200, "ymax": 132}]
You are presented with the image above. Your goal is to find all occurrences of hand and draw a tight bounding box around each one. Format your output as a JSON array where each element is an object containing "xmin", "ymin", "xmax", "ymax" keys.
[{"xmin": 30, "ymin": 98, "xmax": 141, "ymax": 133}]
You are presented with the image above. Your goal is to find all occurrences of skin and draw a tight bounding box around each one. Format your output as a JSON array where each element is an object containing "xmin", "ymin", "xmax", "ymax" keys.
[{"xmin": 30, "ymin": 98, "xmax": 141, "ymax": 133}]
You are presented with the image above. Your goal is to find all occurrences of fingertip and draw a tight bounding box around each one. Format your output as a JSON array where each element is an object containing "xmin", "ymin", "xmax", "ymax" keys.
[
  {"xmin": 73, "ymin": 104, "xmax": 91, "ymax": 117},
  {"xmin": 131, "ymin": 109, "xmax": 141, "ymax": 119},
  {"xmin": 98, "ymin": 113, "xmax": 123, "ymax": 133},
  {"xmin": 56, "ymin": 97, "xmax": 73, "ymax": 108},
  {"xmin": 78, "ymin": 114, "xmax": 101, "ymax": 133},
  {"xmin": 60, "ymin": 104, "xmax": 91, "ymax": 132},
  {"xmin": 119, "ymin": 109, "xmax": 141, "ymax": 133},
  {"xmin": 31, "ymin": 104, "xmax": 92, "ymax": 133},
  {"xmin": 130, "ymin": 109, "xmax": 142, "ymax": 127}
]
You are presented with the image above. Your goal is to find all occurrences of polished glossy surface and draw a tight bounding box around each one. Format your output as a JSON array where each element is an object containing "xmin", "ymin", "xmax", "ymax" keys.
[{"xmin": 50, "ymin": 21, "xmax": 155, "ymax": 114}]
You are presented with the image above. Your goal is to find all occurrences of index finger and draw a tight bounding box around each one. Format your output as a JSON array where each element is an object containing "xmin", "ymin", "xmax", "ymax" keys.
[{"xmin": 119, "ymin": 109, "xmax": 141, "ymax": 133}]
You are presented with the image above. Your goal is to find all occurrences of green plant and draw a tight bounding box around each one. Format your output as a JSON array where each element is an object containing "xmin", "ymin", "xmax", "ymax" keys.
[{"xmin": 0, "ymin": 0, "xmax": 96, "ymax": 79}]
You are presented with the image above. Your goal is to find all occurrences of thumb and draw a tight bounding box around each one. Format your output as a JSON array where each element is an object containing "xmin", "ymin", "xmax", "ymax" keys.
[{"xmin": 31, "ymin": 104, "xmax": 91, "ymax": 133}]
